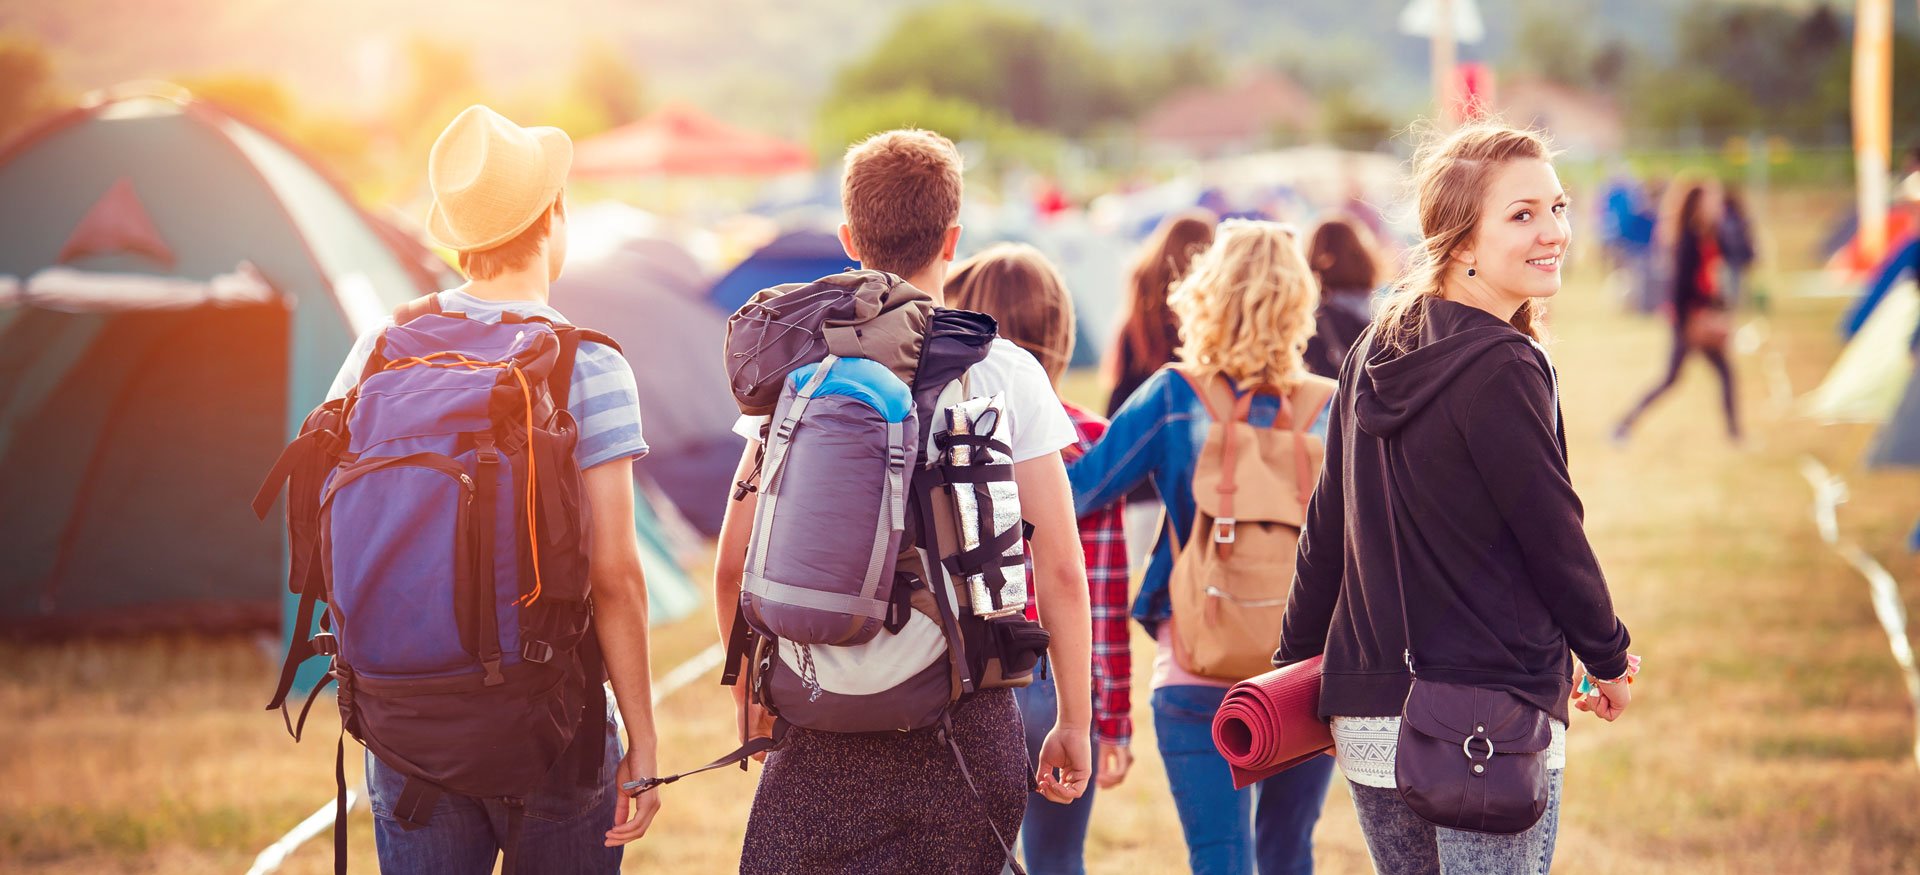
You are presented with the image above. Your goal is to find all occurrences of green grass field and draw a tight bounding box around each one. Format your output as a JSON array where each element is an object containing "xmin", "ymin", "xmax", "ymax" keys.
[{"xmin": 4, "ymin": 244, "xmax": 1918, "ymax": 873}]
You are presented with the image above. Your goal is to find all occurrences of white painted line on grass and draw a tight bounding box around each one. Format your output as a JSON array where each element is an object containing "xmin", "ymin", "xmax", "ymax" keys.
[
  {"xmin": 251, "ymin": 641, "xmax": 727, "ymax": 874},
  {"xmin": 1800, "ymin": 456, "xmax": 1920, "ymax": 770},
  {"xmin": 246, "ymin": 790, "xmax": 359, "ymax": 875},
  {"xmin": 1835, "ymin": 543, "xmax": 1920, "ymax": 770},
  {"xmin": 654, "ymin": 642, "xmax": 727, "ymax": 705},
  {"xmin": 613, "ymin": 641, "xmax": 727, "ymax": 739},
  {"xmin": 1799, "ymin": 456, "xmax": 1847, "ymax": 545}
]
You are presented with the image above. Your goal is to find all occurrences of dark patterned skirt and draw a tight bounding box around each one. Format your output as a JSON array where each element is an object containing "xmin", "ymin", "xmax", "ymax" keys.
[{"xmin": 740, "ymin": 688, "xmax": 1030, "ymax": 874}]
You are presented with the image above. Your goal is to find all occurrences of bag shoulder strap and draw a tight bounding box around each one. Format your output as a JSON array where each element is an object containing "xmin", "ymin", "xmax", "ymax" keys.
[
  {"xmin": 1354, "ymin": 329, "xmax": 1417, "ymax": 675},
  {"xmin": 359, "ymin": 295, "xmax": 444, "ymax": 384},
  {"xmin": 391, "ymin": 293, "xmax": 443, "ymax": 325},
  {"xmin": 1171, "ymin": 365, "xmax": 1235, "ymax": 424},
  {"xmin": 1173, "ymin": 365, "xmax": 1246, "ymax": 552}
]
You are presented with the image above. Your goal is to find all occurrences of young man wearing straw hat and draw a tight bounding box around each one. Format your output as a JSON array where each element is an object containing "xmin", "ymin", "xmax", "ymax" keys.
[{"xmin": 326, "ymin": 104, "xmax": 662, "ymax": 870}]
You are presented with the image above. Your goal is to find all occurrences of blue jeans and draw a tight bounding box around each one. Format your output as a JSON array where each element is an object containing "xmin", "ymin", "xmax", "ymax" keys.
[
  {"xmin": 1153, "ymin": 684, "xmax": 1335, "ymax": 875},
  {"xmin": 1347, "ymin": 771, "xmax": 1563, "ymax": 875},
  {"xmin": 1012, "ymin": 661, "xmax": 1099, "ymax": 875},
  {"xmin": 366, "ymin": 719, "xmax": 623, "ymax": 875}
]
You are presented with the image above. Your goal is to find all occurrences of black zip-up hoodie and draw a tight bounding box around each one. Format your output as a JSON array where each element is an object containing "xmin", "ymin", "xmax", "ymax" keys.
[{"xmin": 1277, "ymin": 297, "xmax": 1631, "ymax": 724}]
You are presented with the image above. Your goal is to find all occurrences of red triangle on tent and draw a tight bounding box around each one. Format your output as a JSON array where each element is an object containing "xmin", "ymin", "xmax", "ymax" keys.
[{"xmin": 58, "ymin": 177, "xmax": 176, "ymax": 269}]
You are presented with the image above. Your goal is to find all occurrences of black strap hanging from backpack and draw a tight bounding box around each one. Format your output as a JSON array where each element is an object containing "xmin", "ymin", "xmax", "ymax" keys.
[
  {"xmin": 620, "ymin": 717, "xmax": 792, "ymax": 794},
  {"xmin": 938, "ymin": 713, "xmax": 1028, "ymax": 875}
]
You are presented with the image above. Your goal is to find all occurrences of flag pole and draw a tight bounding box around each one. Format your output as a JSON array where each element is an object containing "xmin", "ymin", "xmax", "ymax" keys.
[
  {"xmin": 1853, "ymin": 0, "xmax": 1893, "ymax": 263},
  {"xmin": 1432, "ymin": 0, "xmax": 1456, "ymax": 127}
]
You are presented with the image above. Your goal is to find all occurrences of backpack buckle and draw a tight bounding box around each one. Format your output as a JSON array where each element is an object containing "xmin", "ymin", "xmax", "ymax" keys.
[
  {"xmin": 521, "ymin": 639, "xmax": 554, "ymax": 664},
  {"xmin": 308, "ymin": 631, "xmax": 338, "ymax": 656},
  {"xmin": 1211, "ymin": 518, "xmax": 1237, "ymax": 544}
]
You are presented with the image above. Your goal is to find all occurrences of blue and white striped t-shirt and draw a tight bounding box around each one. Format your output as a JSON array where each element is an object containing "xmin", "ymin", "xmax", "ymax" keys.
[{"xmin": 326, "ymin": 290, "xmax": 648, "ymax": 471}]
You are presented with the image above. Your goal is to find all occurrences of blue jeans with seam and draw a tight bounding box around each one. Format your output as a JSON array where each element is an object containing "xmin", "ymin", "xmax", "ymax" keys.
[
  {"xmin": 366, "ymin": 716, "xmax": 623, "ymax": 875},
  {"xmin": 1153, "ymin": 684, "xmax": 1335, "ymax": 875},
  {"xmin": 1013, "ymin": 660, "xmax": 1099, "ymax": 875}
]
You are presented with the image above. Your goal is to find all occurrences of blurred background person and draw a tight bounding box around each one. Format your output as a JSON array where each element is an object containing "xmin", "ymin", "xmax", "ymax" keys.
[
  {"xmin": 1303, "ymin": 217, "xmax": 1384, "ymax": 379},
  {"xmin": 1105, "ymin": 209, "xmax": 1217, "ymax": 416},
  {"xmin": 1614, "ymin": 174, "xmax": 1741, "ymax": 444},
  {"xmin": 1103, "ymin": 208, "xmax": 1217, "ymax": 568},
  {"xmin": 1719, "ymin": 186, "xmax": 1758, "ymax": 309}
]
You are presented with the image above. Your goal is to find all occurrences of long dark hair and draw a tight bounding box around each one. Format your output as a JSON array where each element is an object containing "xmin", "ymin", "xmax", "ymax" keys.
[
  {"xmin": 1307, "ymin": 217, "xmax": 1382, "ymax": 292},
  {"xmin": 1106, "ymin": 208, "xmax": 1216, "ymax": 386},
  {"xmin": 1657, "ymin": 174, "xmax": 1722, "ymax": 251}
]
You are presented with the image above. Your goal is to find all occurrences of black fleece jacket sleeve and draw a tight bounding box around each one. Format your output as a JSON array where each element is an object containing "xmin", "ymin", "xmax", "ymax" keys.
[
  {"xmin": 1464, "ymin": 357, "xmax": 1631, "ymax": 680},
  {"xmin": 1276, "ymin": 386, "xmax": 1347, "ymax": 667}
]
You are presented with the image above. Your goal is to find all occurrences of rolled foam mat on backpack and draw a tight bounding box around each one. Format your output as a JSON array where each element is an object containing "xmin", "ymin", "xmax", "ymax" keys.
[{"xmin": 1211, "ymin": 655, "xmax": 1334, "ymax": 789}]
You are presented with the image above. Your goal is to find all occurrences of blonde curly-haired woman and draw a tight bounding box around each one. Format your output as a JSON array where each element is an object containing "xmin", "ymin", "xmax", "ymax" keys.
[{"xmin": 1067, "ymin": 220, "xmax": 1336, "ymax": 875}]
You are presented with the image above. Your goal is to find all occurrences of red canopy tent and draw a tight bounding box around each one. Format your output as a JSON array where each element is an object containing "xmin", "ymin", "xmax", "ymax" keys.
[{"xmin": 571, "ymin": 104, "xmax": 814, "ymax": 178}]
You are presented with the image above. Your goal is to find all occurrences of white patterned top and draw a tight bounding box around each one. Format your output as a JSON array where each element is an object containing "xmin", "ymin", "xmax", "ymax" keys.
[{"xmin": 1330, "ymin": 716, "xmax": 1568, "ymax": 789}]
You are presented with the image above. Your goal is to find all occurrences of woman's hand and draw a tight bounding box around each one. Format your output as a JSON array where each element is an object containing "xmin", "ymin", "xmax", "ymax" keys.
[
  {"xmin": 1035, "ymin": 724, "xmax": 1093, "ymax": 804},
  {"xmin": 1576, "ymin": 676, "xmax": 1631, "ymax": 721},
  {"xmin": 1095, "ymin": 741, "xmax": 1132, "ymax": 789}
]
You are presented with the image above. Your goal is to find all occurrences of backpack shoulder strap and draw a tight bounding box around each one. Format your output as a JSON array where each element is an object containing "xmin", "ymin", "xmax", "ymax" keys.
[
  {"xmin": 1278, "ymin": 374, "xmax": 1339, "ymax": 516},
  {"xmin": 359, "ymin": 295, "xmax": 443, "ymax": 384},
  {"xmin": 391, "ymin": 293, "xmax": 443, "ymax": 325},
  {"xmin": 1171, "ymin": 365, "xmax": 1235, "ymax": 423},
  {"xmin": 534, "ymin": 322, "xmax": 623, "ymax": 413}
]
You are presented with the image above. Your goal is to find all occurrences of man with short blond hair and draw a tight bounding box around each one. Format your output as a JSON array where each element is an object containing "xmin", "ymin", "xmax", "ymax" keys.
[
  {"xmin": 327, "ymin": 105, "xmax": 662, "ymax": 872},
  {"xmin": 714, "ymin": 128, "xmax": 1095, "ymax": 874}
]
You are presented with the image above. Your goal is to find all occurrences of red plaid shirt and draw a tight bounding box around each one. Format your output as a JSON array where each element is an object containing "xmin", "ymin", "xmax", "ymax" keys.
[{"xmin": 1026, "ymin": 401, "xmax": 1132, "ymax": 747}]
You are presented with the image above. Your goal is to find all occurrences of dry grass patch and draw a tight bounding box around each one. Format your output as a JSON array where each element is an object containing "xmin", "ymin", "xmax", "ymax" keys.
[{"xmin": 4, "ymin": 263, "xmax": 1918, "ymax": 873}]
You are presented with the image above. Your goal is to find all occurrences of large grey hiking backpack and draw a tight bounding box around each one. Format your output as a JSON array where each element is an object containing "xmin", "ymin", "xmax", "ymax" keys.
[
  {"xmin": 637, "ymin": 271, "xmax": 1050, "ymax": 871},
  {"xmin": 725, "ymin": 270, "xmax": 1047, "ymax": 733}
]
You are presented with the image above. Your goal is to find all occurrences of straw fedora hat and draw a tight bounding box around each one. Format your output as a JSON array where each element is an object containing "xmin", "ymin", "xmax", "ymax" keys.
[{"xmin": 424, "ymin": 105, "xmax": 572, "ymax": 252}]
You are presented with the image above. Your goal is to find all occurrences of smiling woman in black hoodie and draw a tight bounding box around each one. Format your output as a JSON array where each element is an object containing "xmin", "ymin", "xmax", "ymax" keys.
[{"xmin": 1277, "ymin": 122, "xmax": 1635, "ymax": 875}]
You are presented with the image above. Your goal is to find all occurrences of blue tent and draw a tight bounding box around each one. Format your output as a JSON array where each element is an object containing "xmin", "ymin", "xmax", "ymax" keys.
[{"xmin": 706, "ymin": 229, "xmax": 854, "ymax": 314}]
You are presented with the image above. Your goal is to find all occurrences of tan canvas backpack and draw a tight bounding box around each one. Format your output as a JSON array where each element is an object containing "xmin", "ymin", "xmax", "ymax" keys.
[{"xmin": 1167, "ymin": 367, "xmax": 1337, "ymax": 680}]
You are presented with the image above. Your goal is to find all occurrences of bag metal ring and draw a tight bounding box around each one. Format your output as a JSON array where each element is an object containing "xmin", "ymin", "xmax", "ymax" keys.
[{"xmin": 1461, "ymin": 735, "xmax": 1495, "ymax": 762}]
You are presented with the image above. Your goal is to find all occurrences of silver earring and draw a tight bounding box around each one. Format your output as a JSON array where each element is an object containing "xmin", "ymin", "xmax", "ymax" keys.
[{"xmin": 1466, "ymin": 267, "xmax": 1476, "ymax": 277}]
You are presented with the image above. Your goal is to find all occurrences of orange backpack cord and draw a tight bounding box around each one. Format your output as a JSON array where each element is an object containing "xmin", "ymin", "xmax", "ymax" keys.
[{"xmin": 384, "ymin": 353, "xmax": 546, "ymax": 606}]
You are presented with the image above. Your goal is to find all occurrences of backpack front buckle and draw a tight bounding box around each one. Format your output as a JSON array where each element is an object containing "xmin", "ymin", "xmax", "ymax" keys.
[
  {"xmin": 521, "ymin": 639, "xmax": 554, "ymax": 664},
  {"xmin": 1212, "ymin": 518, "xmax": 1237, "ymax": 544}
]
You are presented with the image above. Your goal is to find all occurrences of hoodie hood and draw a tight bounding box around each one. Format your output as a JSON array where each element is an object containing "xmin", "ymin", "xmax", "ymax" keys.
[{"xmin": 1355, "ymin": 297, "xmax": 1538, "ymax": 438}]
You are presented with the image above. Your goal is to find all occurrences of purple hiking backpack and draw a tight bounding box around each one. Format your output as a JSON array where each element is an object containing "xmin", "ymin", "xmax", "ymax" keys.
[{"xmin": 253, "ymin": 295, "xmax": 617, "ymax": 875}]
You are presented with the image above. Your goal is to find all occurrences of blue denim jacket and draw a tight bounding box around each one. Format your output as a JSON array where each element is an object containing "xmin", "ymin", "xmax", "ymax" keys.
[{"xmin": 1065, "ymin": 366, "xmax": 1329, "ymax": 636}]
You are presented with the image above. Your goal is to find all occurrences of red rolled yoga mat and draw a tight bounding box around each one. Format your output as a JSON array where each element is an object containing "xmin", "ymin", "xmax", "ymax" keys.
[{"xmin": 1211, "ymin": 655, "xmax": 1334, "ymax": 789}]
